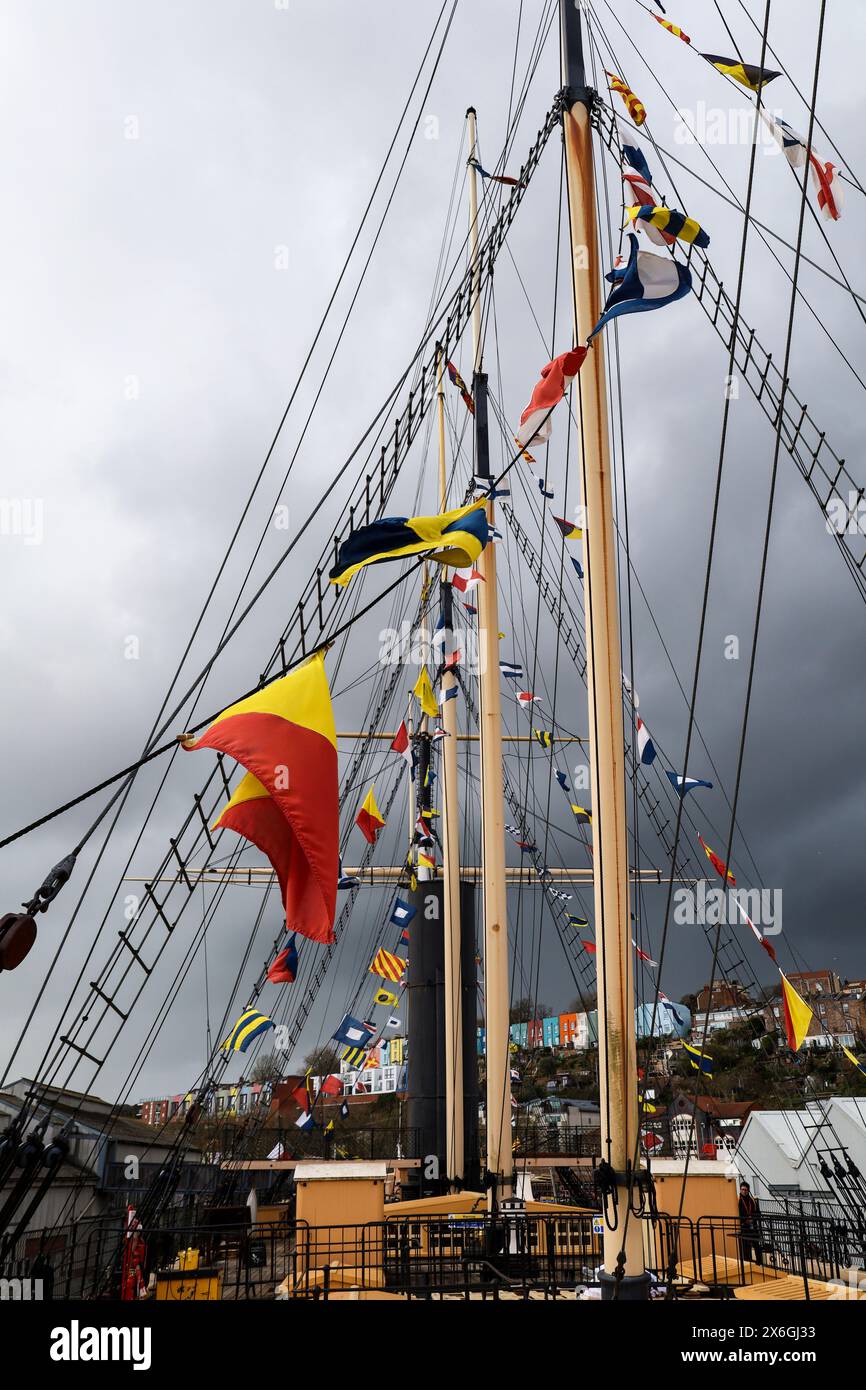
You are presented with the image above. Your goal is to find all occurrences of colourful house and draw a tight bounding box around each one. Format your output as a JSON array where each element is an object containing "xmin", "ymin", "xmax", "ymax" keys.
[{"xmin": 542, "ymin": 1016, "xmax": 561, "ymax": 1047}]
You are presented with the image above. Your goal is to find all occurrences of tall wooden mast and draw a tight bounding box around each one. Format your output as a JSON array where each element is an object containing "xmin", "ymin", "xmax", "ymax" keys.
[
  {"xmin": 435, "ymin": 347, "xmax": 465, "ymax": 1187},
  {"xmin": 559, "ymin": 2, "xmax": 648, "ymax": 1296},
  {"xmin": 466, "ymin": 107, "xmax": 513, "ymax": 1203}
]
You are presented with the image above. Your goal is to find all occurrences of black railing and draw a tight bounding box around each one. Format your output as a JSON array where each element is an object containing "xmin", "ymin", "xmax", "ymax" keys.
[{"xmin": 2, "ymin": 1206, "xmax": 860, "ymax": 1300}]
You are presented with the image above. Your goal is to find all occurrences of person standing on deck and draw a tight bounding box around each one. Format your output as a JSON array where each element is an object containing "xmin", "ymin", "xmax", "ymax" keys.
[{"xmin": 738, "ymin": 1180, "xmax": 762, "ymax": 1266}]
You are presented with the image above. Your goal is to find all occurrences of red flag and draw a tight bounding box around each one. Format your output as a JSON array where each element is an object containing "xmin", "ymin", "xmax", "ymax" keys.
[
  {"xmin": 452, "ymin": 567, "xmax": 484, "ymax": 594},
  {"xmin": 698, "ymin": 833, "xmax": 736, "ymax": 885},
  {"xmin": 320, "ymin": 1074, "xmax": 342, "ymax": 1097},
  {"xmin": 356, "ymin": 786, "xmax": 386, "ymax": 844},
  {"xmin": 185, "ymin": 652, "xmax": 338, "ymax": 945},
  {"xmin": 516, "ymin": 349, "xmax": 588, "ymax": 448},
  {"xmin": 390, "ymin": 720, "xmax": 412, "ymax": 767},
  {"xmin": 291, "ymin": 1081, "xmax": 311, "ymax": 1114},
  {"xmin": 267, "ymin": 935, "xmax": 298, "ymax": 984}
]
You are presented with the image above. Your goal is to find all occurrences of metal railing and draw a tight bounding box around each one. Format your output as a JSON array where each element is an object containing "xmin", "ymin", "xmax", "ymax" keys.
[{"xmin": 2, "ymin": 1206, "xmax": 859, "ymax": 1301}]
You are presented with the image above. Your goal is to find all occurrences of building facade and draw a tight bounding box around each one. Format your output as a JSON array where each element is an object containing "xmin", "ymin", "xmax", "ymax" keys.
[{"xmin": 763, "ymin": 975, "xmax": 866, "ymax": 1049}]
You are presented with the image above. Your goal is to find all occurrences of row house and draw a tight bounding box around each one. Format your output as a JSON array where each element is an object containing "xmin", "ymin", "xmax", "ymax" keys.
[
  {"xmin": 767, "ymin": 989, "xmax": 866, "ymax": 1050},
  {"xmin": 696, "ymin": 979, "xmax": 754, "ymax": 1013}
]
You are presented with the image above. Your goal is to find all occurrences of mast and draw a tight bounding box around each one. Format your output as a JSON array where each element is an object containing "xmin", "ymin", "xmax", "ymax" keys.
[
  {"xmin": 558, "ymin": 3, "xmax": 648, "ymax": 1296},
  {"xmin": 436, "ymin": 346, "xmax": 465, "ymax": 1187},
  {"xmin": 467, "ymin": 107, "xmax": 513, "ymax": 1203},
  {"xmin": 407, "ymin": 714, "xmax": 416, "ymax": 882}
]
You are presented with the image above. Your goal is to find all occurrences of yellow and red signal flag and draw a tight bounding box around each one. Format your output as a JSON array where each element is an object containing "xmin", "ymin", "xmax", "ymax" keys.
[
  {"xmin": 183, "ymin": 651, "xmax": 338, "ymax": 944},
  {"xmin": 652, "ymin": 13, "xmax": 690, "ymax": 44},
  {"xmin": 697, "ymin": 833, "xmax": 736, "ymax": 885},
  {"xmin": 780, "ymin": 973, "xmax": 814, "ymax": 1052},
  {"xmin": 213, "ymin": 772, "xmax": 292, "ymax": 903},
  {"xmin": 605, "ymin": 71, "xmax": 646, "ymax": 126},
  {"xmin": 356, "ymin": 786, "xmax": 386, "ymax": 845},
  {"xmin": 446, "ymin": 359, "xmax": 475, "ymax": 414},
  {"xmin": 370, "ymin": 947, "xmax": 407, "ymax": 982},
  {"xmin": 553, "ymin": 514, "xmax": 583, "ymax": 541}
]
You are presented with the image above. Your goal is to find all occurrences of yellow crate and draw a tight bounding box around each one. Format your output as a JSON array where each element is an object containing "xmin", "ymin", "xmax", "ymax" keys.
[{"xmin": 155, "ymin": 1268, "xmax": 222, "ymax": 1301}]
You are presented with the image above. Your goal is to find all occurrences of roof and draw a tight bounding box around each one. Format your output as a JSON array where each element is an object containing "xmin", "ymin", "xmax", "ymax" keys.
[
  {"xmin": 294, "ymin": 1161, "xmax": 387, "ymax": 1182},
  {"xmin": 745, "ymin": 1109, "xmax": 813, "ymax": 1168},
  {"xmin": 0, "ymin": 1084, "xmax": 202, "ymax": 1151},
  {"xmin": 694, "ymin": 1096, "xmax": 756, "ymax": 1120}
]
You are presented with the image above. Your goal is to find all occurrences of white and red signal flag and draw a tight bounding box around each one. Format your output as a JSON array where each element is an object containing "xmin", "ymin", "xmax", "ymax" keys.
[{"xmin": 515, "ymin": 348, "xmax": 588, "ymax": 449}]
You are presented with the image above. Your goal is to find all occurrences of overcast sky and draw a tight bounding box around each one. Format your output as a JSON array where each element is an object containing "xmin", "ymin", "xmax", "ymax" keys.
[{"xmin": 1, "ymin": 0, "xmax": 863, "ymax": 1104}]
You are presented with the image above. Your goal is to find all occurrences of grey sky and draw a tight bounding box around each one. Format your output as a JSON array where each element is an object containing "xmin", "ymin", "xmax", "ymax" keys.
[{"xmin": 1, "ymin": 0, "xmax": 863, "ymax": 1103}]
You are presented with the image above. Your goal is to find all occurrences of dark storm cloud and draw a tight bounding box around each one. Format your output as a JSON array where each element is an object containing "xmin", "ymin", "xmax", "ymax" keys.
[{"xmin": 1, "ymin": 0, "xmax": 863, "ymax": 1100}]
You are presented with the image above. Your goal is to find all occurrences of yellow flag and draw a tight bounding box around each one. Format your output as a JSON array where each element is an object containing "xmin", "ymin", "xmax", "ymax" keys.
[
  {"xmin": 413, "ymin": 665, "xmax": 438, "ymax": 718},
  {"xmin": 842, "ymin": 1045, "xmax": 866, "ymax": 1078},
  {"xmin": 374, "ymin": 987, "xmax": 399, "ymax": 1007},
  {"xmin": 780, "ymin": 973, "xmax": 814, "ymax": 1051}
]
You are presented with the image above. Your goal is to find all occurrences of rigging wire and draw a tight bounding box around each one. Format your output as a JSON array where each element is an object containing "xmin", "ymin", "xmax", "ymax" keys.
[{"xmin": 594, "ymin": 0, "xmax": 866, "ymax": 398}]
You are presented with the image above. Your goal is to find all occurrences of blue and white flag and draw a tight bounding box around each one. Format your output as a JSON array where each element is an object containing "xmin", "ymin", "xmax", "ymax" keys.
[
  {"xmin": 500, "ymin": 660, "xmax": 523, "ymax": 680},
  {"xmin": 438, "ymin": 684, "xmax": 458, "ymax": 706},
  {"xmin": 333, "ymin": 1013, "xmax": 375, "ymax": 1047},
  {"xmin": 295, "ymin": 1110, "xmax": 315, "ymax": 1131},
  {"xmin": 590, "ymin": 234, "xmax": 691, "ymax": 339},
  {"xmin": 621, "ymin": 142, "xmax": 653, "ymax": 187},
  {"xmin": 538, "ymin": 478, "xmax": 555, "ymax": 498},
  {"xmin": 666, "ymin": 770, "xmax": 713, "ymax": 798},
  {"xmin": 555, "ymin": 770, "xmax": 570, "ymax": 794},
  {"xmin": 389, "ymin": 897, "xmax": 417, "ymax": 928},
  {"xmin": 475, "ymin": 477, "xmax": 510, "ymax": 499},
  {"xmin": 659, "ymin": 992, "xmax": 686, "ymax": 1027},
  {"xmin": 338, "ymin": 857, "xmax": 360, "ymax": 889},
  {"xmin": 636, "ymin": 718, "xmax": 657, "ymax": 766}
]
